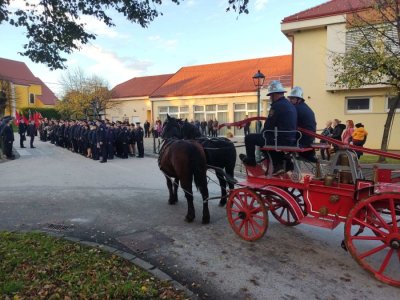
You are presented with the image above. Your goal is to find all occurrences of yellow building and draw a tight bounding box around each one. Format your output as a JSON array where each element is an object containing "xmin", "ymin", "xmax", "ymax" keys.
[
  {"xmin": 281, "ymin": 0, "xmax": 399, "ymax": 149},
  {"xmin": 108, "ymin": 56, "xmax": 292, "ymax": 136},
  {"xmin": 0, "ymin": 58, "xmax": 57, "ymax": 116}
]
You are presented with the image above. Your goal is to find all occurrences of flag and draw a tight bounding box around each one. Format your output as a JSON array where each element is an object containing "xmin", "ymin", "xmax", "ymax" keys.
[
  {"xmin": 28, "ymin": 109, "xmax": 32, "ymax": 122},
  {"xmin": 22, "ymin": 113, "xmax": 29, "ymax": 124},
  {"xmin": 34, "ymin": 111, "xmax": 40, "ymax": 127},
  {"xmin": 14, "ymin": 111, "xmax": 20, "ymax": 126}
]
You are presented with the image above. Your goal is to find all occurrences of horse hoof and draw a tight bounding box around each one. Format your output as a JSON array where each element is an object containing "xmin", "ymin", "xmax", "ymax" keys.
[
  {"xmin": 202, "ymin": 217, "xmax": 210, "ymax": 224},
  {"xmin": 185, "ymin": 216, "xmax": 195, "ymax": 223},
  {"xmin": 218, "ymin": 201, "xmax": 226, "ymax": 207},
  {"xmin": 168, "ymin": 200, "xmax": 176, "ymax": 205}
]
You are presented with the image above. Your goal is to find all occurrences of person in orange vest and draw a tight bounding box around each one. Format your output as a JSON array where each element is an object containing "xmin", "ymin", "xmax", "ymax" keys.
[{"xmin": 351, "ymin": 123, "xmax": 368, "ymax": 158}]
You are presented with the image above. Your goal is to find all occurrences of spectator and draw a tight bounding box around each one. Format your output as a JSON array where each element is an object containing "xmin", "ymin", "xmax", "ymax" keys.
[
  {"xmin": 212, "ymin": 119, "xmax": 219, "ymax": 137},
  {"xmin": 243, "ymin": 115, "xmax": 250, "ymax": 136},
  {"xmin": 320, "ymin": 120, "xmax": 333, "ymax": 161},
  {"xmin": 352, "ymin": 123, "xmax": 368, "ymax": 158},
  {"xmin": 200, "ymin": 119, "xmax": 207, "ymax": 136},
  {"xmin": 207, "ymin": 118, "xmax": 213, "ymax": 137},
  {"xmin": 331, "ymin": 119, "xmax": 346, "ymax": 151},
  {"xmin": 143, "ymin": 120, "xmax": 150, "ymax": 138},
  {"xmin": 341, "ymin": 120, "xmax": 354, "ymax": 144}
]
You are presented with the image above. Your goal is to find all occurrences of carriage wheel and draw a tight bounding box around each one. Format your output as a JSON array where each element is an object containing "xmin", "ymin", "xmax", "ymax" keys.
[
  {"xmin": 263, "ymin": 192, "xmax": 300, "ymax": 226},
  {"xmin": 344, "ymin": 193, "xmax": 400, "ymax": 287},
  {"xmin": 227, "ymin": 188, "xmax": 268, "ymax": 241}
]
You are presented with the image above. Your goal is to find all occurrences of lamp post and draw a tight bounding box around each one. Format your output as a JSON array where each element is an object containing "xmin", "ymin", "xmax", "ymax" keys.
[{"xmin": 252, "ymin": 70, "xmax": 265, "ymax": 133}]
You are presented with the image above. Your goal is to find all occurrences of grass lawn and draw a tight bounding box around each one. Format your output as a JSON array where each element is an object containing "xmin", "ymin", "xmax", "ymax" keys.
[
  {"xmin": 0, "ymin": 232, "xmax": 188, "ymax": 299},
  {"xmin": 359, "ymin": 155, "xmax": 400, "ymax": 164}
]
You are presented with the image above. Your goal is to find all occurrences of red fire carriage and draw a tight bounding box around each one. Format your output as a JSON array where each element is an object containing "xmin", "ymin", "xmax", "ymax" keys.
[{"xmin": 221, "ymin": 117, "xmax": 400, "ymax": 287}]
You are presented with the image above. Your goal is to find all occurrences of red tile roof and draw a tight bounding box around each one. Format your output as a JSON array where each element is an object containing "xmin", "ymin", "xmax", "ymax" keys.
[
  {"xmin": 36, "ymin": 78, "xmax": 57, "ymax": 105},
  {"xmin": 0, "ymin": 57, "xmax": 40, "ymax": 85},
  {"xmin": 111, "ymin": 74, "xmax": 174, "ymax": 98},
  {"xmin": 151, "ymin": 55, "xmax": 292, "ymax": 98},
  {"xmin": 282, "ymin": 0, "xmax": 374, "ymax": 24}
]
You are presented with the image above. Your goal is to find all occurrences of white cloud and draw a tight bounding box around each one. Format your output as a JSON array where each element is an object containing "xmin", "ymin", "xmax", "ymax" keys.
[
  {"xmin": 79, "ymin": 15, "xmax": 120, "ymax": 38},
  {"xmin": 77, "ymin": 44, "xmax": 153, "ymax": 88},
  {"xmin": 147, "ymin": 35, "xmax": 178, "ymax": 51},
  {"xmin": 186, "ymin": 0, "xmax": 196, "ymax": 7},
  {"xmin": 255, "ymin": 0, "xmax": 269, "ymax": 11}
]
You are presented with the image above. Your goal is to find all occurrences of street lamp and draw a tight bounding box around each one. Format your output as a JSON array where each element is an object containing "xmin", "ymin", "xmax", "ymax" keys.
[{"xmin": 252, "ymin": 70, "xmax": 265, "ymax": 133}]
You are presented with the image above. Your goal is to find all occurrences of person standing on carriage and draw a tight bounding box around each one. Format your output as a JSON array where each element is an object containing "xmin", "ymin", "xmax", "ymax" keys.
[
  {"xmin": 287, "ymin": 86, "xmax": 317, "ymax": 162},
  {"xmin": 239, "ymin": 80, "xmax": 297, "ymax": 176},
  {"xmin": 18, "ymin": 117, "xmax": 27, "ymax": 148},
  {"xmin": 136, "ymin": 122, "xmax": 144, "ymax": 158}
]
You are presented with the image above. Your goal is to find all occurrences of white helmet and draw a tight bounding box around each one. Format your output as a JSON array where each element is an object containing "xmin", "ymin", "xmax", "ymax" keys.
[
  {"xmin": 288, "ymin": 86, "xmax": 304, "ymax": 100},
  {"xmin": 267, "ymin": 80, "xmax": 287, "ymax": 96}
]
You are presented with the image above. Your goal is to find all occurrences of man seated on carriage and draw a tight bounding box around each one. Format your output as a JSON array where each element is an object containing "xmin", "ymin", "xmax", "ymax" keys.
[
  {"xmin": 239, "ymin": 80, "xmax": 297, "ymax": 176},
  {"xmin": 287, "ymin": 86, "xmax": 317, "ymax": 163}
]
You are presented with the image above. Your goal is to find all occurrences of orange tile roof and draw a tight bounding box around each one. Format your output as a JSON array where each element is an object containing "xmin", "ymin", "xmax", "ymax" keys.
[
  {"xmin": 151, "ymin": 55, "xmax": 292, "ymax": 98},
  {"xmin": 0, "ymin": 57, "xmax": 40, "ymax": 85},
  {"xmin": 111, "ymin": 74, "xmax": 174, "ymax": 98},
  {"xmin": 282, "ymin": 0, "xmax": 374, "ymax": 23}
]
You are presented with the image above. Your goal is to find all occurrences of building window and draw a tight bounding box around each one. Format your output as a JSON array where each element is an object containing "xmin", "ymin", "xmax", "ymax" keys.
[
  {"xmin": 386, "ymin": 96, "xmax": 400, "ymax": 112},
  {"xmin": 29, "ymin": 93, "xmax": 35, "ymax": 104},
  {"xmin": 194, "ymin": 105, "xmax": 204, "ymax": 112},
  {"xmin": 158, "ymin": 106, "xmax": 188, "ymax": 119},
  {"xmin": 346, "ymin": 97, "xmax": 372, "ymax": 113},
  {"xmin": 233, "ymin": 102, "xmax": 259, "ymax": 135}
]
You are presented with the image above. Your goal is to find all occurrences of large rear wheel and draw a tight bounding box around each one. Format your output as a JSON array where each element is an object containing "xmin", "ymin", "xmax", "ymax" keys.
[
  {"xmin": 344, "ymin": 193, "xmax": 400, "ymax": 287},
  {"xmin": 227, "ymin": 188, "xmax": 268, "ymax": 241}
]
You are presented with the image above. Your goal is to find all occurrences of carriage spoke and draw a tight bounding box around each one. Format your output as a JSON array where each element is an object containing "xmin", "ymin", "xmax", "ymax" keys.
[
  {"xmin": 286, "ymin": 208, "xmax": 290, "ymax": 222},
  {"xmin": 244, "ymin": 220, "xmax": 249, "ymax": 238},
  {"xmin": 252, "ymin": 214, "xmax": 265, "ymax": 220},
  {"xmin": 233, "ymin": 198, "xmax": 244, "ymax": 210},
  {"xmin": 250, "ymin": 206, "xmax": 262, "ymax": 214},
  {"xmin": 249, "ymin": 220, "xmax": 257, "ymax": 236},
  {"xmin": 279, "ymin": 208, "xmax": 285, "ymax": 219},
  {"xmin": 367, "ymin": 203, "xmax": 391, "ymax": 231},
  {"xmin": 389, "ymin": 198, "xmax": 398, "ymax": 232},
  {"xmin": 232, "ymin": 216, "xmax": 241, "ymax": 223},
  {"xmin": 250, "ymin": 220, "xmax": 264, "ymax": 231},
  {"xmin": 249, "ymin": 197, "xmax": 256, "ymax": 209},
  {"xmin": 238, "ymin": 219, "xmax": 245, "ymax": 233},
  {"xmin": 359, "ymin": 244, "xmax": 388, "ymax": 259},
  {"xmin": 231, "ymin": 208, "xmax": 242, "ymax": 214},
  {"xmin": 378, "ymin": 249, "xmax": 394, "ymax": 275},
  {"xmin": 353, "ymin": 217, "xmax": 387, "ymax": 238}
]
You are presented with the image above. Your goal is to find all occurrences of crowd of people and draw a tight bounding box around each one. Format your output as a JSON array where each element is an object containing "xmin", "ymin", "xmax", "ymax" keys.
[
  {"xmin": 33, "ymin": 119, "xmax": 145, "ymax": 163},
  {"xmin": 320, "ymin": 119, "xmax": 368, "ymax": 160}
]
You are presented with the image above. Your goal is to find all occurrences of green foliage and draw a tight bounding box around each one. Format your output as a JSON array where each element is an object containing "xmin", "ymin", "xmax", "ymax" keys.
[
  {"xmin": 0, "ymin": 0, "xmax": 249, "ymax": 70},
  {"xmin": 19, "ymin": 107, "xmax": 61, "ymax": 120},
  {"xmin": 0, "ymin": 231, "xmax": 187, "ymax": 299}
]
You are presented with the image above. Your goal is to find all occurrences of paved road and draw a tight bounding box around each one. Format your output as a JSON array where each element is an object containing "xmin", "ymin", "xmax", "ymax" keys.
[{"xmin": 0, "ymin": 137, "xmax": 399, "ymax": 299}]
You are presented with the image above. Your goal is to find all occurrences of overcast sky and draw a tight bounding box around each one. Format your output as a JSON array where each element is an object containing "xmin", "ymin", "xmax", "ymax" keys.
[{"xmin": 0, "ymin": 0, "xmax": 326, "ymax": 96}]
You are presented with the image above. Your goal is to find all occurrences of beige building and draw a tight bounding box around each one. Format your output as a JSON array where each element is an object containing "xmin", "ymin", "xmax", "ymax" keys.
[
  {"xmin": 107, "ymin": 74, "xmax": 173, "ymax": 124},
  {"xmin": 107, "ymin": 56, "xmax": 292, "ymax": 136},
  {"xmin": 281, "ymin": 0, "xmax": 400, "ymax": 149}
]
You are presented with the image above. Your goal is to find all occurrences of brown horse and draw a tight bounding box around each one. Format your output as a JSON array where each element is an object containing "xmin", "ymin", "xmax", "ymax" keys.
[{"xmin": 158, "ymin": 138, "xmax": 210, "ymax": 224}]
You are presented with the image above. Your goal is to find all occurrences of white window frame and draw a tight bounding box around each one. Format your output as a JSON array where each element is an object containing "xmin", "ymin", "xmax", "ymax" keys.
[
  {"xmin": 385, "ymin": 96, "xmax": 400, "ymax": 113},
  {"xmin": 234, "ymin": 102, "xmax": 259, "ymax": 114},
  {"xmin": 158, "ymin": 106, "xmax": 189, "ymax": 118},
  {"xmin": 345, "ymin": 97, "xmax": 372, "ymax": 113}
]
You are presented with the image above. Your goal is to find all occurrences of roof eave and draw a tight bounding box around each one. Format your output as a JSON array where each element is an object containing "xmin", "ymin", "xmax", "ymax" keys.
[{"xmin": 281, "ymin": 14, "xmax": 346, "ymax": 36}]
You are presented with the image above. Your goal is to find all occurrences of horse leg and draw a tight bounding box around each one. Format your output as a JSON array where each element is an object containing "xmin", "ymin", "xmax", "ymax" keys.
[
  {"xmin": 173, "ymin": 178, "xmax": 179, "ymax": 203},
  {"xmin": 199, "ymin": 182, "xmax": 210, "ymax": 224},
  {"xmin": 216, "ymin": 169, "xmax": 227, "ymax": 207},
  {"xmin": 181, "ymin": 179, "xmax": 195, "ymax": 222},
  {"xmin": 166, "ymin": 176, "xmax": 176, "ymax": 205}
]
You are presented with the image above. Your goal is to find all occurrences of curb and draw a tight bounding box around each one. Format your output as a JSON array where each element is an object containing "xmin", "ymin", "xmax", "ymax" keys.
[{"xmin": 42, "ymin": 231, "xmax": 199, "ymax": 300}]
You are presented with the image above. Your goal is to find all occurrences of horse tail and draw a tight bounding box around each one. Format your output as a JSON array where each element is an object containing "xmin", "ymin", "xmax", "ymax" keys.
[{"xmin": 191, "ymin": 145, "xmax": 208, "ymax": 191}]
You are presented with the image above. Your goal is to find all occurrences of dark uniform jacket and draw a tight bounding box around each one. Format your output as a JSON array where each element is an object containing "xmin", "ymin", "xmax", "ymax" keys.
[
  {"xmin": 295, "ymin": 101, "xmax": 316, "ymax": 147},
  {"xmin": 263, "ymin": 97, "xmax": 297, "ymax": 146},
  {"xmin": 3, "ymin": 125, "xmax": 14, "ymax": 143},
  {"xmin": 27, "ymin": 124, "xmax": 37, "ymax": 137}
]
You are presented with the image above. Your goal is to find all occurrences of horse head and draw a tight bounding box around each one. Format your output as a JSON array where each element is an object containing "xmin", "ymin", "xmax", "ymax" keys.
[
  {"xmin": 181, "ymin": 120, "xmax": 201, "ymax": 139},
  {"xmin": 161, "ymin": 114, "xmax": 183, "ymax": 139}
]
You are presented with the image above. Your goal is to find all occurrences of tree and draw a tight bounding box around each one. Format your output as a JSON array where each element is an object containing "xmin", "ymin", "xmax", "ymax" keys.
[
  {"xmin": 0, "ymin": 0, "xmax": 249, "ymax": 70},
  {"xmin": 0, "ymin": 80, "xmax": 12, "ymax": 119},
  {"xmin": 57, "ymin": 68, "xmax": 114, "ymax": 120},
  {"xmin": 332, "ymin": 0, "xmax": 400, "ymax": 160}
]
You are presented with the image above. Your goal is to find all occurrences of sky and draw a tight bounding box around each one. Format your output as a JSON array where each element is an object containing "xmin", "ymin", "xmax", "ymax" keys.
[{"xmin": 0, "ymin": 0, "xmax": 327, "ymax": 96}]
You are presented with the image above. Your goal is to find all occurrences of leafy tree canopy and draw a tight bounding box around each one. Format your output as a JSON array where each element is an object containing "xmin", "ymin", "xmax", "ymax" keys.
[{"xmin": 0, "ymin": 0, "xmax": 249, "ymax": 70}]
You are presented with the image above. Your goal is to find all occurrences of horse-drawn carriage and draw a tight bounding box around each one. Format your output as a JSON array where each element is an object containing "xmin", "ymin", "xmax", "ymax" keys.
[
  {"xmin": 222, "ymin": 117, "xmax": 400, "ymax": 287},
  {"xmin": 159, "ymin": 115, "xmax": 400, "ymax": 287}
]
